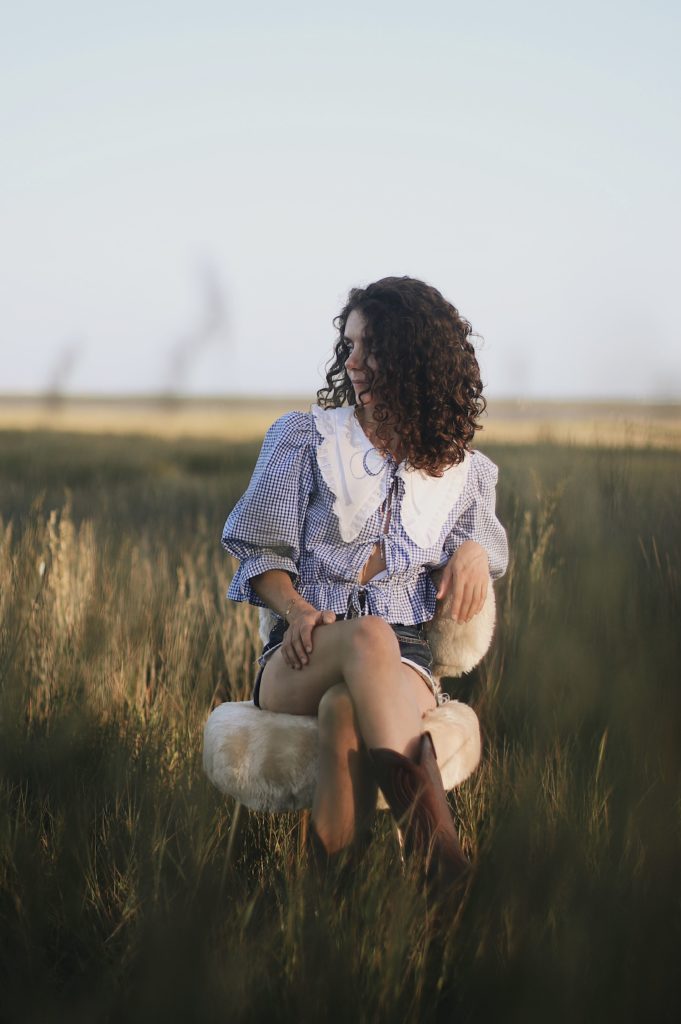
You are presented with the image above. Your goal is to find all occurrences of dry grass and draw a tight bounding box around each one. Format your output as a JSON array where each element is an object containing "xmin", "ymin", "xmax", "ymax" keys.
[
  {"xmin": 0, "ymin": 430, "xmax": 680, "ymax": 1022},
  {"xmin": 1, "ymin": 395, "xmax": 680, "ymax": 449}
]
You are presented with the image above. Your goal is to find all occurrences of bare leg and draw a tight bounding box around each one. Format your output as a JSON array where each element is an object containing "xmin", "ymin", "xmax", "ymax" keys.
[
  {"xmin": 312, "ymin": 683, "xmax": 379, "ymax": 853},
  {"xmin": 258, "ymin": 616, "xmax": 436, "ymax": 758},
  {"xmin": 258, "ymin": 617, "xmax": 436, "ymax": 852}
]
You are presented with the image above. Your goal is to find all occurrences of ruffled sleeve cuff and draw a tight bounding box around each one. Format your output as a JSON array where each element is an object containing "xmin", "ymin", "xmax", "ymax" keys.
[{"xmin": 227, "ymin": 551, "xmax": 299, "ymax": 606}]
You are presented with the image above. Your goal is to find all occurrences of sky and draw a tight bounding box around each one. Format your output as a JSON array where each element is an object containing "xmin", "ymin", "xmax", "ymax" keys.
[{"xmin": 1, "ymin": 0, "xmax": 680, "ymax": 399}]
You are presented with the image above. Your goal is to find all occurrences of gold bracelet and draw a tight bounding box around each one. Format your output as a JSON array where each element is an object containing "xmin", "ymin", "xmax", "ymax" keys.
[{"xmin": 284, "ymin": 597, "xmax": 299, "ymax": 621}]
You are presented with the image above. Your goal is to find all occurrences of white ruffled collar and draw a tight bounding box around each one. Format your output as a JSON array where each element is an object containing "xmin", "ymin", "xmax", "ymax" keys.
[{"xmin": 311, "ymin": 404, "xmax": 470, "ymax": 549}]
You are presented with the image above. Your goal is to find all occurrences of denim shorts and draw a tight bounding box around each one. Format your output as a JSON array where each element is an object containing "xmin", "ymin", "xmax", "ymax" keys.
[{"xmin": 252, "ymin": 614, "xmax": 445, "ymax": 708}]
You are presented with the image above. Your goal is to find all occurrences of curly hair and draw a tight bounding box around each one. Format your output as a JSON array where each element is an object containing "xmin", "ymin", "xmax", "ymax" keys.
[{"xmin": 316, "ymin": 276, "xmax": 487, "ymax": 475}]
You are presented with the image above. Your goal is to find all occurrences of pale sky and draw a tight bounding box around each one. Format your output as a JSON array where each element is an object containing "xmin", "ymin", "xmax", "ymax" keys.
[{"xmin": 2, "ymin": 0, "xmax": 680, "ymax": 399}]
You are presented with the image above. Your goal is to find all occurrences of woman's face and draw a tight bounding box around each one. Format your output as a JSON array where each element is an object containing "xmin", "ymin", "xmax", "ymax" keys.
[{"xmin": 344, "ymin": 309, "xmax": 378, "ymax": 407}]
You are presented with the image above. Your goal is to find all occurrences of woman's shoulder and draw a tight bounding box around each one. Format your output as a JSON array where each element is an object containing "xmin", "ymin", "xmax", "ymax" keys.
[
  {"xmin": 309, "ymin": 403, "xmax": 354, "ymax": 441},
  {"xmin": 468, "ymin": 449, "xmax": 500, "ymax": 487},
  {"xmin": 259, "ymin": 405, "xmax": 355, "ymax": 469},
  {"xmin": 262, "ymin": 409, "xmax": 315, "ymax": 448}
]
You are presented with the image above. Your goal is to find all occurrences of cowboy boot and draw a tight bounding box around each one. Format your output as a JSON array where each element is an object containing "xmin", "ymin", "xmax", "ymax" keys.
[{"xmin": 368, "ymin": 731, "xmax": 469, "ymax": 883}]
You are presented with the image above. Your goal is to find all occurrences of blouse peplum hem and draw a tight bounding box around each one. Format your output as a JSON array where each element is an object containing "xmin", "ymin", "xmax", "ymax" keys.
[{"xmin": 296, "ymin": 571, "xmax": 437, "ymax": 624}]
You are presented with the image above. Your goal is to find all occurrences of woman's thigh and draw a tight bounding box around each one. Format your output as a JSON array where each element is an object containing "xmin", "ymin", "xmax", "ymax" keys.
[
  {"xmin": 404, "ymin": 664, "xmax": 437, "ymax": 717},
  {"xmin": 258, "ymin": 618, "xmax": 437, "ymax": 718},
  {"xmin": 257, "ymin": 618, "xmax": 362, "ymax": 715}
]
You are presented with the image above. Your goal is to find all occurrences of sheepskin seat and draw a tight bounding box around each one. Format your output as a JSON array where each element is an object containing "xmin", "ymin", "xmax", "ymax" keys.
[{"xmin": 203, "ymin": 699, "xmax": 481, "ymax": 812}]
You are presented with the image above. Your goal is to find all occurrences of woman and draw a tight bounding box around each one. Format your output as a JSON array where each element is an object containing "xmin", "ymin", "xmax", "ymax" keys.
[{"xmin": 221, "ymin": 276, "xmax": 508, "ymax": 883}]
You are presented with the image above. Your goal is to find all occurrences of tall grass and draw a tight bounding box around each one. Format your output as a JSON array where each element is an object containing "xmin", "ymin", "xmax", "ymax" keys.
[{"xmin": 0, "ymin": 431, "xmax": 679, "ymax": 1022}]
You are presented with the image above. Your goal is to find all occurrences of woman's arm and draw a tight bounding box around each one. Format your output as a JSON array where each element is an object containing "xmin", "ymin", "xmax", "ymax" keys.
[
  {"xmin": 251, "ymin": 570, "xmax": 335, "ymax": 671},
  {"xmin": 435, "ymin": 453, "xmax": 508, "ymax": 622},
  {"xmin": 221, "ymin": 412, "xmax": 314, "ymax": 608}
]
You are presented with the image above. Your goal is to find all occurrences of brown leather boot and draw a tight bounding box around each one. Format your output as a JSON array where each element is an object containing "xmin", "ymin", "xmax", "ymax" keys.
[{"xmin": 368, "ymin": 731, "xmax": 469, "ymax": 884}]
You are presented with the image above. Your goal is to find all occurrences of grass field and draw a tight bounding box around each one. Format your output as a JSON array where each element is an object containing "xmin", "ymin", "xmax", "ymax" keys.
[
  {"xmin": 2, "ymin": 394, "xmax": 681, "ymax": 449},
  {"xmin": 0, "ymin": 421, "xmax": 680, "ymax": 1022}
]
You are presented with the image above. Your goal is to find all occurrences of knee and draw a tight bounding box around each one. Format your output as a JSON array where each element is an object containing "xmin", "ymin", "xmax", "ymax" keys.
[
  {"xmin": 317, "ymin": 684, "xmax": 358, "ymax": 743},
  {"xmin": 346, "ymin": 616, "xmax": 400, "ymax": 664}
]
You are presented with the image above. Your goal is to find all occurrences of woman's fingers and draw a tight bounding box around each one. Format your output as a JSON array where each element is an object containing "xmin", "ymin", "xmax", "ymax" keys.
[
  {"xmin": 283, "ymin": 624, "xmax": 308, "ymax": 669},
  {"xmin": 284, "ymin": 609, "xmax": 337, "ymax": 669},
  {"xmin": 456, "ymin": 576, "xmax": 488, "ymax": 623},
  {"xmin": 470, "ymin": 582, "xmax": 482, "ymax": 620},
  {"xmin": 292, "ymin": 633, "xmax": 308, "ymax": 668},
  {"xmin": 464, "ymin": 582, "xmax": 479, "ymax": 623},
  {"xmin": 283, "ymin": 632, "xmax": 301, "ymax": 670},
  {"xmin": 451, "ymin": 576, "xmax": 482, "ymax": 623},
  {"xmin": 292, "ymin": 627, "xmax": 310, "ymax": 665},
  {"xmin": 282, "ymin": 642, "xmax": 296, "ymax": 670},
  {"xmin": 450, "ymin": 573, "xmax": 466, "ymax": 622},
  {"xmin": 300, "ymin": 620, "xmax": 315, "ymax": 656},
  {"xmin": 476, "ymin": 577, "xmax": 488, "ymax": 616},
  {"xmin": 300, "ymin": 611, "xmax": 326, "ymax": 659}
]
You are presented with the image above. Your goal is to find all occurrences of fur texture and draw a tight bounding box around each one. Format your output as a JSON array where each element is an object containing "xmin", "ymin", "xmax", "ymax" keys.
[
  {"xmin": 425, "ymin": 583, "xmax": 496, "ymax": 678},
  {"xmin": 203, "ymin": 699, "xmax": 481, "ymax": 812}
]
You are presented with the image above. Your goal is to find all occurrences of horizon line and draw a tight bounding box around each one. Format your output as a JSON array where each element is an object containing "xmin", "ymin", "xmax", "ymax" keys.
[{"xmin": 1, "ymin": 392, "xmax": 680, "ymax": 408}]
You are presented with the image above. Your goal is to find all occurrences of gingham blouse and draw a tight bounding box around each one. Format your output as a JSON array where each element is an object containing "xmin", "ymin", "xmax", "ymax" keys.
[{"xmin": 221, "ymin": 405, "xmax": 508, "ymax": 624}]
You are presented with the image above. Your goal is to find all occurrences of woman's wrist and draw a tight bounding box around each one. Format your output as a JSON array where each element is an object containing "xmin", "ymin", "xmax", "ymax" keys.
[
  {"xmin": 455, "ymin": 539, "xmax": 489, "ymax": 566},
  {"xmin": 283, "ymin": 595, "xmax": 314, "ymax": 623}
]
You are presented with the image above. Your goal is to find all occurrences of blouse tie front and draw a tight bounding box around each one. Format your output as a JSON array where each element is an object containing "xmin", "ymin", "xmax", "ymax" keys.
[{"xmin": 346, "ymin": 583, "xmax": 370, "ymax": 618}]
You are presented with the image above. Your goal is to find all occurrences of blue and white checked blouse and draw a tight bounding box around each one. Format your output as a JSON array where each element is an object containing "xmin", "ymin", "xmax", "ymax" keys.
[{"xmin": 221, "ymin": 404, "xmax": 508, "ymax": 625}]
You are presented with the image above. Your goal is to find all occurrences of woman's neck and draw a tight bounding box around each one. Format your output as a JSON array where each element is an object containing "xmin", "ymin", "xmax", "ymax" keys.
[{"xmin": 355, "ymin": 404, "xmax": 402, "ymax": 462}]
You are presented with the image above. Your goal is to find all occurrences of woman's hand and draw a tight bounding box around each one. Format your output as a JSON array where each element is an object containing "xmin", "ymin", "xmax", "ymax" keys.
[
  {"xmin": 435, "ymin": 540, "xmax": 489, "ymax": 623},
  {"xmin": 282, "ymin": 599, "xmax": 336, "ymax": 669}
]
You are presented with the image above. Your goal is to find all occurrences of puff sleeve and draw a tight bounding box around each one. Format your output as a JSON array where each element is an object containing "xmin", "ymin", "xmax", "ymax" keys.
[
  {"xmin": 221, "ymin": 411, "xmax": 315, "ymax": 606},
  {"xmin": 443, "ymin": 451, "xmax": 509, "ymax": 580}
]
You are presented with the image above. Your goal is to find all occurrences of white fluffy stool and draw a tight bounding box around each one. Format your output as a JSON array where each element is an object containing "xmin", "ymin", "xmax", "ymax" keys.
[
  {"xmin": 203, "ymin": 585, "xmax": 495, "ymax": 835},
  {"xmin": 203, "ymin": 697, "xmax": 482, "ymax": 812}
]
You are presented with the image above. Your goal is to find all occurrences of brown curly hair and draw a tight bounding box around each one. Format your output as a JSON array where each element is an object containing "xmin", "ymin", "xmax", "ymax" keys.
[{"xmin": 316, "ymin": 276, "xmax": 487, "ymax": 475}]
